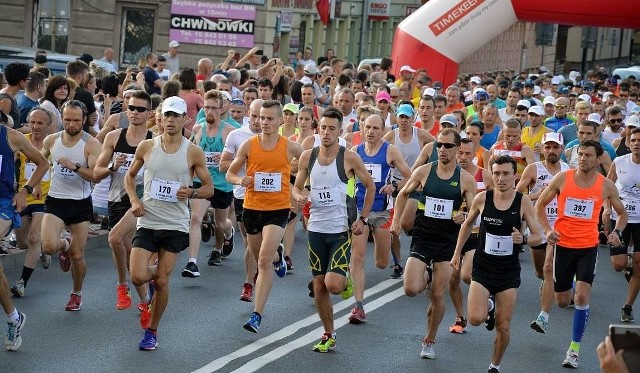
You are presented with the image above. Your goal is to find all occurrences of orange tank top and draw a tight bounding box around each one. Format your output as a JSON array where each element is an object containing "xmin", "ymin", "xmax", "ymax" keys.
[
  {"xmin": 244, "ymin": 135, "xmax": 291, "ymax": 211},
  {"xmin": 555, "ymin": 169, "xmax": 604, "ymax": 249}
]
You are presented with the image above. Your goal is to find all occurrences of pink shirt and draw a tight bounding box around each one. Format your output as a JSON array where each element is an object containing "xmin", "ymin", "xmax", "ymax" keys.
[{"xmin": 179, "ymin": 90, "xmax": 204, "ymax": 122}]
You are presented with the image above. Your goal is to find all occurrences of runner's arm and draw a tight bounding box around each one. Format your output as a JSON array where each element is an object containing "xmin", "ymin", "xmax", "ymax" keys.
[
  {"xmin": 188, "ymin": 145, "xmax": 214, "ymax": 199},
  {"xmin": 521, "ymin": 195, "xmax": 542, "ymax": 247}
]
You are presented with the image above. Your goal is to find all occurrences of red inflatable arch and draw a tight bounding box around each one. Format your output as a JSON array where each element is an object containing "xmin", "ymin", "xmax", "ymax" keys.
[{"xmin": 391, "ymin": 0, "xmax": 640, "ymax": 85}]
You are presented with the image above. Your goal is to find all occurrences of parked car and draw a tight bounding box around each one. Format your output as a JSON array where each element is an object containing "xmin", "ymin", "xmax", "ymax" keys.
[
  {"xmin": 0, "ymin": 44, "xmax": 116, "ymax": 76},
  {"xmin": 357, "ymin": 58, "xmax": 382, "ymax": 71},
  {"xmin": 611, "ymin": 66, "xmax": 640, "ymax": 80}
]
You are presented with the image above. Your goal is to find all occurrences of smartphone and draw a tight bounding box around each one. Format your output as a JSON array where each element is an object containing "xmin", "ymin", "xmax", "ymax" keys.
[
  {"xmin": 98, "ymin": 94, "xmax": 104, "ymax": 102},
  {"xmin": 609, "ymin": 324, "xmax": 640, "ymax": 369}
]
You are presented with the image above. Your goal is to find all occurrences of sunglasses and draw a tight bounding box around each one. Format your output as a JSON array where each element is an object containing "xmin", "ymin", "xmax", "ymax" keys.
[
  {"xmin": 609, "ymin": 118, "xmax": 623, "ymax": 123},
  {"xmin": 128, "ymin": 105, "xmax": 150, "ymax": 113},
  {"xmin": 555, "ymin": 104, "xmax": 567, "ymax": 109},
  {"xmin": 436, "ymin": 142, "xmax": 456, "ymax": 149}
]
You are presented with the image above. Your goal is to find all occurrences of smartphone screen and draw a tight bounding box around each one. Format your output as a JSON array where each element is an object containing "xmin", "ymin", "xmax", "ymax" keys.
[{"xmin": 610, "ymin": 324, "xmax": 640, "ymax": 369}]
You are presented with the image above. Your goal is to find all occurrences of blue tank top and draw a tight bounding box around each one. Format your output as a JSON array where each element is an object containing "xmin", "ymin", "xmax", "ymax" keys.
[
  {"xmin": 196, "ymin": 123, "xmax": 232, "ymax": 192},
  {"xmin": 356, "ymin": 141, "xmax": 392, "ymax": 211},
  {"xmin": 0, "ymin": 126, "xmax": 16, "ymax": 200},
  {"xmin": 480, "ymin": 125, "xmax": 501, "ymax": 149}
]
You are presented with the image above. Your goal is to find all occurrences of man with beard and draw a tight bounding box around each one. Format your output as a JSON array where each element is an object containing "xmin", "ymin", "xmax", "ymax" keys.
[
  {"xmin": 41, "ymin": 100, "xmax": 101, "ymax": 311},
  {"xmin": 515, "ymin": 133, "xmax": 570, "ymax": 334},
  {"xmin": 602, "ymin": 106, "xmax": 625, "ymax": 145},
  {"xmin": 498, "ymin": 89, "xmax": 522, "ymax": 123},
  {"xmin": 391, "ymin": 128, "xmax": 476, "ymax": 359}
]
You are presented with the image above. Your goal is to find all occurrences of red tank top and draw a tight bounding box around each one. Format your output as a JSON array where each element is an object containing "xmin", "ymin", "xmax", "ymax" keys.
[{"xmin": 555, "ymin": 169, "xmax": 605, "ymax": 249}]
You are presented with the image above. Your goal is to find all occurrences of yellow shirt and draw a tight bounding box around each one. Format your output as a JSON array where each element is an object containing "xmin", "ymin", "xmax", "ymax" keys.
[
  {"xmin": 521, "ymin": 126, "xmax": 550, "ymax": 161},
  {"xmin": 18, "ymin": 134, "xmax": 50, "ymax": 205}
]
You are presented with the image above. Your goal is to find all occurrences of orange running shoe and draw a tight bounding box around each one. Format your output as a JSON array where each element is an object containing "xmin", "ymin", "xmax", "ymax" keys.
[{"xmin": 116, "ymin": 284, "xmax": 132, "ymax": 310}]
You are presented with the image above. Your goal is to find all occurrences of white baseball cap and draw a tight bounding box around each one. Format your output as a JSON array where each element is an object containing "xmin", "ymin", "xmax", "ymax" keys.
[
  {"xmin": 517, "ymin": 99, "xmax": 531, "ymax": 109},
  {"xmin": 470, "ymin": 76, "xmax": 481, "ymax": 85},
  {"xmin": 400, "ymin": 65, "xmax": 416, "ymax": 73},
  {"xmin": 169, "ymin": 40, "xmax": 180, "ymax": 48},
  {"xmin": 528, "ymin": 105, "xmax": 544, "ymax": 116},
  {"xmin": 587, "ymin": 113, "xmax": 602, "ymax": 124},
  {"xmin": 422, "ymin": 87, "xmax": 436, "ymax": 97},
  {"xmin": 543, "ymin": 96, "xmax": 556, "ymax": 106},
  {"xmin": 577, "ymin": 94, "xmax": 592, "ymax": 103},
  {"xmin": 542, "ymin": 132, "xmax": 563, "ymax": 145},
  {"xmin": 626, "ymin": 115, "xmax": 640, "ymax": 128},
  {"xmin": 161, "ymin": 96, "xmax": 187, "ymax": 115}
]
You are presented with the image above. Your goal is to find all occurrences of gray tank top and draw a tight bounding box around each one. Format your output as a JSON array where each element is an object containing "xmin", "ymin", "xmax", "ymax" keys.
[
  {"xmin": 49, "ymin": 132, "xmax": 92, "ymax": 200},
  {"xmin": 138, "ymin": 136, "xmax": 192, "ymax": 232},
  {"xmin": 392, "ymin": 126, "xmax": 420, "ymax": 180}
]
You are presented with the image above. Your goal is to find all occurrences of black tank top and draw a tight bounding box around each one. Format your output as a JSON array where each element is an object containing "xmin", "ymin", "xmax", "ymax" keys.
[
  {"xmin": 474, "ymin": 190, "xmax": 523, "ymax": 278},
  {"xmin": 616, "ymin": 140, "xmax": 630, "ymax": 157},
  {"xmin": 413, "ymin": 162, "xmax": 463, "ymax": 244},
  {"xmin": 114, "ymin": 127, "xmax": 153, "ymax": 154}
]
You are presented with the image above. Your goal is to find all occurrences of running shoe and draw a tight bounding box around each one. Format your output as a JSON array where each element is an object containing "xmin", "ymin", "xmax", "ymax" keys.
[
  {"xmin": 222, "ymin": 227, "xmax": 235, "ymax": 257},
  {"xmin": 308, "ymin": 280, "xmax": 315, "ymax": 298},
  {"xmin": 420, "ymin": 338, "xmax": 436, "ymax": 359},
  {"xmin": 243, "ymin": 312, "xmax": 261, "ymax": 333},
  {"xmin": 139, "ymin": 303, "xmax": 152, "ymax": 330},
  {"xmin": 138, "ymin": 329, "xmax": 158, "ymax": 350},
  {"xmin": 312, "ymin": 333, "xmax": 336, "ymax": 353},
  {"xmin": 598, "ymin": 230, "xmax": 608, "ymax": 245},
  {"xmin": 530, "ymin": 315, "xmax": 547, "ymax": 334},
  {"xmin": 348, "ymin": 307, "xmax": 366, "ymax": 324},
  {"xmin": 201, "ymin": 211, "xmax": 213, "ymax": 243},
  {"xmin": 273, "ymin": 243, "xmax": 287, "ymax": 278},
  {"xmin": 116, "ymin": 284, "xmax": 132, "ymax": 310},
  {"xmin": 4, "ymin": 312, "xmax": 25, "ymax": 351},
  {"xmin": 341, "ymin": 273, "xmax": 354, "ymax": 300},
  {"xmin": 240, "ymin": 283, "xmax": 253, "ymax": 302},
  {"xmin": 59, "ymin": 238, "xmax": 71, "ymax": 272},
  {"xmin": 207, "ymin": 250, "xmax": 222, "ymax": 266},
  {"xmin": 485, "ymin": 295, "xmax": 496, "ymax": 331},
  {"xmin": 40, "ymin": 253, "xmax": 51, "ymax": 269},
  {"xmin": 65, "ymin": 293, "xmax": 82, "ymax": 311},
  {"xmin": 10, "ymin": 280, "xmax": 25, "ymax": 298},
  {"xmin": 449, "ymin": 316, "xmax": 467, "ymax": 334},
  {"xmin": 562, "ymin": 348, "xmax": 579, "ymax": 369},
  {"xmin": 390, "ymin": 264, "xmax": 403, "ymax": 279},
  {"xmin": 621, "ymin": 304, "xmax": 635, "ymax": 322},
  {"xmin": 488, "ymin": 368, "xmax": 499, "ymax": 373},
  {"xmin": 181, "ymin": 262, "xmax": 201, "ymax": 278},
  {"xmin": 284, "ymin": 256, "xmax": 294, "ymax": 272}
]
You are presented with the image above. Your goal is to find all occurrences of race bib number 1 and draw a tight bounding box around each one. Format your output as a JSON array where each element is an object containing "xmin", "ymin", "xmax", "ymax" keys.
[
  {"xmin": 423, "ymin": 197, "xmax": 454, "ymax": 219},
  {"xmin": 254, "ymin": 172, "xmax": 282, "ymax": 192},
  {"xmin": 364, "ymin": 163, "xmax": 382, "ymax": 183},
  {"xmin": 150, "ymin": 178, "xmax": 180, "ymax": 202},
  {"xmin": 564, "ymin": 197, "xmax": 594, "ymax": 219},
  {"xmin": 484, "ymin": 233, "xmax": 513, "ymax": 256}
]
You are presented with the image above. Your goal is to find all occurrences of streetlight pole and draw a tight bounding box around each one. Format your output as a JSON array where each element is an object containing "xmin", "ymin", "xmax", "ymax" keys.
[{"xmin": 358, "ymin": 0, "xmax": 368, "ymax": 63}]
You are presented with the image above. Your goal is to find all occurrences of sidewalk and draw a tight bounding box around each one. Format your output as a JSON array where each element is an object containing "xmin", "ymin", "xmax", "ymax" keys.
[{"xmin": 0, "ymin": 223, "xmax": 109, "ymax": 270}]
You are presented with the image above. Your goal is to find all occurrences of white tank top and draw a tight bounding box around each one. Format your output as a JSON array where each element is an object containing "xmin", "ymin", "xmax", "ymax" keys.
[
  {"xmin": 313, "ymin": 134, "xmax": 346, "ymax": 147},
  {"xmin": 531, "ymin": 161, "xmax": 569, "ymax": 228},
  {"xmin": 308, "ymin": 154, "xmax": 349, "ymax": 234},
  {"xmin": 612, "ymin": 154, "xmax": 640, "ymax": 223},
  {"xmin": 138, "ymin": 136, "xmax": 192, "ymax": 232},
  {"xmin": 392, "ymin": 127, "xmax": 420, "ymax": 180},
  {"xmin": 48, "ymin": 132, "xmax": 92, "ymax": 200}
]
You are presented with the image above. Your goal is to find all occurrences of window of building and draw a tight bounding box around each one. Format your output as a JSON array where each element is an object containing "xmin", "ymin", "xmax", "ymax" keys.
[
  {"xmin": 120, "ymin": 8, "xmax": 155, "ymax": 68},
  {"xmin": 35, "ymin": 0, "xmax": 70, "ymax": 53}
]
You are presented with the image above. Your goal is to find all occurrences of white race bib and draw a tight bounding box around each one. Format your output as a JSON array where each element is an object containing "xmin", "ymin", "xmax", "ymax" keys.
[
  {"xmin": 150, "ymin": 178, "xmax": 180, "ymax": 202},
  {"xmin": 311, "ymin": 185, "xmax": 339, "ymax": 207},
  {"xmin": 476, "ymin": 181, "xmax": 485, "ymax": 191},
  {"xmin": 115, "ymin": 153, "xmax": 135, "ymax": 174},
  {"xmin": 364, "ymin": 163, "xmax": 382, "ymax": 183},
  {"xmin": 423, "ymin": 196, "xmax": 454, "ymax": 219},
  {"xmin": 484, "ymin": 233, "xmax": 514, "ymax": 256},
  {"xmin": 254, "ymin": 172, "xmax": 282, "ymax": 192},
  {"xmin": 204, "ymin": 151, "xmax": 221, "ymax": 168},
  {"xmin": 564, "ymin": 197, "xmax": 595, "ymax": 219},
  {"xmin": 623, "ymin": 198, "xmax": 640, "ymax": 220},
  {"xmin": 25, "ymin": 162, "xmax": 50, "ymax": 181},
  {"xmin": 546, "ymin": 198, "xmax": 559, "ymax": 221},
  {"xmin": 54, "ymin": 163, "xmax": 78, "ymax": 180},
  {"xmin": 494, "ymin": 149, "xmax": 522, "ymax": 158}
]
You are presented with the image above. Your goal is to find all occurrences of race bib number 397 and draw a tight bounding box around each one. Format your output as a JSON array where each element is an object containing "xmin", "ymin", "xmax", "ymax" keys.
[{"xmin": 564, "ymin": 197, "xmax": 594, "ymax": 219}]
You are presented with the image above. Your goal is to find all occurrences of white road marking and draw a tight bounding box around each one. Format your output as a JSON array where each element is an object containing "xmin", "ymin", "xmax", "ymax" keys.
[
  {"xmin": 231, "ymin": 287, "xmax": 406, "ymax": 372},
  {"xmin": 192, "ymin": 279, "xmax": 403, "ymax": 373}
]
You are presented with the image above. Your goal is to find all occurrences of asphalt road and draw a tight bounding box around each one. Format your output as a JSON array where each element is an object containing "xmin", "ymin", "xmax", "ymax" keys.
[{"xmin": 0, "ymin": 227, "xmax": 631, "ymax": 373}]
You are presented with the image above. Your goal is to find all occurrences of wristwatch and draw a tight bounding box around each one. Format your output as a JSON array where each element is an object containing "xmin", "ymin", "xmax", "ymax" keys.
[
  {"xmin": 614, "ymin": 229, "xmax": 623, "ymax": 239},
  {"xmin": 359, "ymin": 215, "xmax": 368, "ymax": 224},
  {"xmin": 73, "ymin": 163, "xmax": 81, "ymax": 172},
  {"xmin": 22, "ymin": 184, "xmax": 33, "ymax": 194},
  {"xmin": 191, "ymin": 189, "xmax": 198, "ymax": 199}
]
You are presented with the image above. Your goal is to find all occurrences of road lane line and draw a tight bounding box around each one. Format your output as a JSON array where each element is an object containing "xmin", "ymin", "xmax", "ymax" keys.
[
  {"xmin": 192, "ymin": 279, "xmax": 402, "ymax": 373},
  {"xmin": 231, "ymin": 287, "xmax": 407, "ymax": 372}
]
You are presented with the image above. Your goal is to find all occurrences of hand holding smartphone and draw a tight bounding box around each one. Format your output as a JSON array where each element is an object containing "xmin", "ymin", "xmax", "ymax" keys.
[{"xmin": 609, "ymin": 324, "xmax": 640, "ymax": 370}]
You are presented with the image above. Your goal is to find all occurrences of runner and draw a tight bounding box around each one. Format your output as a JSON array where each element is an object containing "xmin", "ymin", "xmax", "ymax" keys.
[
  {"xmin": 126, "ymin": 96, "xmax": 213, "ymax": 350},
  {"xmin": 41, "ymin": 100, "xmax": 101, "ymax": 311},
  {"xmin": 0, "ymin": 111, "xmax": 48, "ymax": 350},
  {"xmin": 488, "ymin": 118, "xmax": 535, "ymax": 183},
  {"xmin": 226, "ymin": 100, "xmax": 303, "ymax": 333},
  {"xmin": 93, "ymin": 90, "xmax": 153, "ymax": 313},
  {"xmin": 220, "ymin": 99, "xmax": 263, "ymax": 302},
  {"xmin": 390, "ymin": 128, "xmax": 476, "ymax": 358},
  {"xmin": 10, "ymin": 108, "xmax": 53, "ymax": 298},
  {"xmin": 448, "ymin": 137, "xmax": 493, "ymax": 334},
  {"xmin": 184, "ymin": 89, "xmax": 235, "ymax": 272},
  {"xmin": 605, "ymin": 127, "xmax": 640, "ymax": 322},
  {"xmin": 451, "ymin": 155, "xmax": 542, "ymax": 373},
  {"xmin": 514, "ymin": 133, "xmax": 570, "ymax": 334},
  {"xmin": 536, "ymin": 139, "xmax": 628, "ymax": 368},
  {"xmin": 349, "ymin": 114, "xmax": 411, "ymax": 324},
  {"xmin": 292, "ymin": 108, "xmax": 374, "ymax": 352}
]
